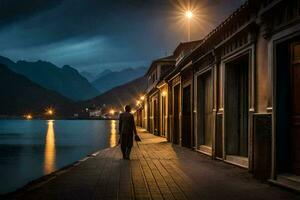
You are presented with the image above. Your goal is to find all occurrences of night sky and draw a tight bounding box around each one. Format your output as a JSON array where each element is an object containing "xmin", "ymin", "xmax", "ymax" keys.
[{"xmin": 0, "ymin": 0, "xmax": 245, "ymax": 73}]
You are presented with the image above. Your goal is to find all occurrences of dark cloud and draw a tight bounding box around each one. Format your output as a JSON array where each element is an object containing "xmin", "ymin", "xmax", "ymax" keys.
[
  {"xmin": 0, "ymin": 0, "xmax": 63, "ymax": 28},
  {"xmin": 0, "ymin": 0, "xmax": 245, "ymax": 73}
]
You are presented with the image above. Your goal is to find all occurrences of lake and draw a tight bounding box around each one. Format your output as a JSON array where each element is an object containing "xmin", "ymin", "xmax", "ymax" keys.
[{"xmin": 0, "ymin": 119, "xmax": 118, "ymax": 194}]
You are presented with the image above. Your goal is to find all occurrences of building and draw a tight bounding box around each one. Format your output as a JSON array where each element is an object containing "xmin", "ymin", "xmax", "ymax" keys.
[
  {"xmin": 145, "ymin": 56, "xmax": 175, "ymax": 137},
  {"xmin": 138, "ymin": 0, "xmax": 300, "ymax": 190},
  {"xmin": 89, "ymin": 109, "xmax": 102, "ymax": 118}
]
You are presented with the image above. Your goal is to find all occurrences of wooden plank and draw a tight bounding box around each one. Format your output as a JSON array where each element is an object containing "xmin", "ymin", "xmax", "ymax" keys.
[
  {"xmin": 131, "ymin": 159, "xmax": 150, "ymax": 200},
  {"xmin": 93, "ymin": 147, "xmax": 119, "ymax": 199}
]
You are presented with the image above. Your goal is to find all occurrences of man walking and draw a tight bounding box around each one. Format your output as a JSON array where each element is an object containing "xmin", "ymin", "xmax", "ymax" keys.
[{"xmin": 119, "ymin": 105, "xmax": 137, "ymax": 159}]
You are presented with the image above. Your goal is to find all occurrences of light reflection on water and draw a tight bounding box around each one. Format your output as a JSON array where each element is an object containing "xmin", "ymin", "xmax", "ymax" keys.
[
  {"xmin": 44, "ymin": 120, "xmax": 56, "ymax": 174},
  {"xmin": 109, "ymin": 120, "xmax": 118, "ymax": 147},
  {"xmin": 0, "ymin": 120, "xmax": 119, "ymax": 194}
]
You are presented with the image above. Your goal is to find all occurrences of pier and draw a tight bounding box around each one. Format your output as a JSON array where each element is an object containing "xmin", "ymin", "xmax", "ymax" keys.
[{"xmin": 7, "ymin": 128, "xmax": 299, "ymax": 200}]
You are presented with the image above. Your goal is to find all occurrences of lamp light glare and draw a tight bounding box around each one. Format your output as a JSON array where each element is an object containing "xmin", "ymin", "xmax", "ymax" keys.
[
  {"xmin": 110, "ymin": 109, "xmax": 115, "ymax": 115},
  {"xmin": 185, "ymin": 10, "xmax": 193, "ymax": 19}
]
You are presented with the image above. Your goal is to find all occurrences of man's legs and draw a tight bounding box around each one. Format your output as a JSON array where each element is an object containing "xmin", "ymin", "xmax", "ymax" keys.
[
  {"xmin": 121, "ymin": 133, "xmax": 133, "ymax": 160},
  {"xmin": 125, "ymin": 146, "xmax": 132, "ymax": 159},
  {"xmin": 121, "ymin": 145, "xmax": 126, "ymax": 159},
  {"xmin": 125, "ymin": 134, "xmax": 133, "ymax": 159},
  {"xmin": 120, "ymin": 134, "xmax": 127, "ymax": 159}
]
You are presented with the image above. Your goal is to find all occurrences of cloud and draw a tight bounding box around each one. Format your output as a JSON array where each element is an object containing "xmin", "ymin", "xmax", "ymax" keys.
[
  {"xmin": 0, "ymin": 0, "xmax": 63, "ymax": 28},
  {"xmin": 0, "ymin": 0, "xmax": 245, "ymax": 73}
]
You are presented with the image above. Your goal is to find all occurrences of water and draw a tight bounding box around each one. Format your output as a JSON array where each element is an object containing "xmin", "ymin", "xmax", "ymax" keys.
[{"xmin": 0, "ymin": 119, "xmax": 118, "ymax": 194}]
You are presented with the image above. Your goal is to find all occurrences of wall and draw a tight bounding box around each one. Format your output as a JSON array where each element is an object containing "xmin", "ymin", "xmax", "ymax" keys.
[{"xmin": 256, "ymin": 30, "xmax": 270, "ymax": 113}]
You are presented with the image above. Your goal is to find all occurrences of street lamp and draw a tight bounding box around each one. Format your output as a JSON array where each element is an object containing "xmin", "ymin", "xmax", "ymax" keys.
[
  {"xmin": 136, "ymin": 100, "xmax": 141, "ymax": 106},
  {"xmin": 109, "ymin": 109, "xmax": 115, "ymax": 115},
  {"xmin": 25, "ymin": 114, "xmax": 32, "ymax": 120},
  {"xmin": 185, "ymin": 10, "xmax": 193, "ymax": 19},
  {"xmin": 185, "ymin": 10, "xmax": 193, "ymax": 41},
  {"xmin": 46, "ymin": 108, "xmax": 54, "ymax": 116}
]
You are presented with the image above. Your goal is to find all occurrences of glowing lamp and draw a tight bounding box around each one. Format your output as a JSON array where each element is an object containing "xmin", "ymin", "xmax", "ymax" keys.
[
  {"xmin": 110, "ymin": 109, "xmax": 115, "ymax": 115},
  {"xmin": 185, "ymin": 10, "xmax": 193, "ymax": 19},
  {"xmin": 47, "ymin": 109, "xmax": 53, "ymax": 115}
]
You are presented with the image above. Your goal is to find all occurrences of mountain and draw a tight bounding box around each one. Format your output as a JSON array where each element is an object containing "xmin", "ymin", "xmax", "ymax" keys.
[
  {"xmin": 91, "ymin": 67, "xmax": 147, "ymax": 93},
  {"xmin": 0, "ymin": 64, "xmax": 76, "ymax": 116},
  {"xmin": 0, "ymin": 56, "xmax": 99, "ymax": 101},
  {"xmin": 95, "ymin": 69, "xmax": 113, "ymax": 79},
  {"xmin": 80, "ymin": 70, "xmax": 97, "ymax": 82},
  {"xmin": 80, "ymin": 69, "xmax": 113, "ymax": 82},
  {"xmin": 83, "ymin": 76, "xmax": 147, "ymax": 109}
]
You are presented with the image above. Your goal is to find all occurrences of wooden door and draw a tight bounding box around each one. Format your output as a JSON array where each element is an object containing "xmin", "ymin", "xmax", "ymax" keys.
[
  {"xmin": 182, "ymin": 85, "xmax": 192, "ymax": 148},
  {"xmin": 204, "ymin": 72, "xmax": 213, "ymax": 146},
  {"xmin": 226, "ymin": 62, "xmax": 240, "ymax": 155},
  {"xmin": 290, "ymin": 42, "xmax": 300, "ymax": 175},
  {"xmin": 239, "ymin": 58, "xmax": 248, "ymax": 157},
  {"xmin": 197, "ymin": 72, "xmax": 213, "ymax": 147},
  {"xmin": 225, "ymin": 55, "xmax": 248, "ymax": 157},
  {"xmin": 150, "ymin": 101, "xmax": 153, "ymax": 133},
  {"xmin": 173, "ymin": 85, "xmax": 180, "ymax": 144},
  {"xmin": 161, "ymin": 96, "xmax": 166, "ymax": 137},
  {"xmin": 154, "ymin": 99, "xmax": 159, "ymax": 134}
]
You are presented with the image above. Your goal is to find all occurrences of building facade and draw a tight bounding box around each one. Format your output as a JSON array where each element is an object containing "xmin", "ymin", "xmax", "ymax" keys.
[
  {"xmin": 144, "ymin": 56, "xmax": 175, "ymax": 137},
  {"xmin": 138, "ymin": 0, "xmax": 300, "ymax": 190}
]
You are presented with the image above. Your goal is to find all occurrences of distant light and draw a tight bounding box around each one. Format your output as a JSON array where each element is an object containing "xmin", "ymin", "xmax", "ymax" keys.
[
  {"xmin": 46, "ymin": 108, "xmax": 54, "ymax": 116},
  {"xmin": 136, "ymin": 100, "xmax": 141, "ymax": 105},
  {"xmin": 161, "ymin": 91, "xmax": 167, "ymax": 97},
  {"xmin": 26, "ymin": 114, "xmax": 32, "ymax": 120},
  {"xmin": 185, "ymin": 10, "xmax": 193, "ymax": 19},
  {"xmin": 109, "ymin": 109, "xmax": 115, "ymax": 115},
  {"xmin": 131, "ymin": 109, "xmax": 136, "ymax": 114},
  {"xmin": 140, "ymin": 96, "xmax": 145, "ymax": 101}
]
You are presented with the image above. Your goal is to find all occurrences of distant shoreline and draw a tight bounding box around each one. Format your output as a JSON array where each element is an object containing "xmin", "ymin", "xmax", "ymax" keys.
[{"xmin": 0, "ymin": 116, "xmax": 119, "ymax": 120}]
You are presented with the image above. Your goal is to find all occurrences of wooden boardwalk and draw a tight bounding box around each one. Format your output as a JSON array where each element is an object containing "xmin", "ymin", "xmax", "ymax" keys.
[{"xmin": 7, "ymin": 128, "xmax": 299, "ymax": 200}]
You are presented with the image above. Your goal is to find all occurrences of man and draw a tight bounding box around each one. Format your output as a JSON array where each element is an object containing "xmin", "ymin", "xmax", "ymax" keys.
[{"xmin": 119, "ymin": 105, "xmax": 137, "ymax": 159}]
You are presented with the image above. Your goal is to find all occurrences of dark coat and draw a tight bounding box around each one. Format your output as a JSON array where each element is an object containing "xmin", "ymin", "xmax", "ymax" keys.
[{"xmin": 119, "ymin": 112, "xmax": 137, "ymax": 148}]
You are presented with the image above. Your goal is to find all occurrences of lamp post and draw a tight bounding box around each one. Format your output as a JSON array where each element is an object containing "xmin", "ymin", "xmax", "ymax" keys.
[{"xmin": 185, "ymin": 10, "xmax": 193, "ymax": 41}]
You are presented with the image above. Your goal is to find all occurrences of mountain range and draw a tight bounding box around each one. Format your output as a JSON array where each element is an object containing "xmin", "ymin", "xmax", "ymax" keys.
[
  {"xmin": 0, "ymin": 64, "xmax": 76, "ymax": 116},
  {"xmin": 0, "ymin": 56, "xmax": 99, "ymax": 101},
  {"xmin": 80, "ymin": 69, "xmax": 113, "ymax": 82},
  {"xmin": 83, "ymin": 76, "xmax": 147, "ymax": 109},
  {"xmin": 90, "ymin": 67, "xmax": 147, "ymax": 93},
  {"xmin": 0, "ymin": 55, "xmax": 148, "ymax": 115}
]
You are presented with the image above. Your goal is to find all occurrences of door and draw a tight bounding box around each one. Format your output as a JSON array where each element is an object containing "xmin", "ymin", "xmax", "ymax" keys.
[
  {"xmin": 225, "ymin": 55, "xmax": 249, "ymax": 157},
  {"xmin": 153, "ymin": 99, "xmax": 159, "ymax": 134},
  {"xmin": 290, "ymin": 42, "xmax": 300, "ymax": 175},
  {"xmin": 161, "ymin": 95, "xmax": 166, "ymax": 137},
  {"xmin": 173, "ymin": 85, "xmax": 180, "ymax": 144},
  {"xmin": 150, "ymin": 100, "xmax": 153, "ymax": 133},
  {"xmin": 197, "ymin": 72, "xmax": 213, "ymax": 148},
  {"xmin": 182, "ymin": 85, "xmax": 192, "ymax": 148}
]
